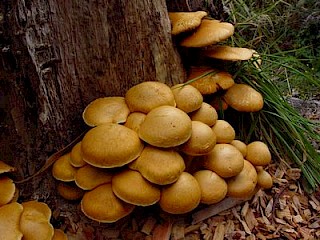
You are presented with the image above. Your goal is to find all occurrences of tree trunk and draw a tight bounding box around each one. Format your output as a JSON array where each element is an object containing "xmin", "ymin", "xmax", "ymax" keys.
[{"xmin": 0, "ymin": 0, "xmax": 223, "ymax": 235}]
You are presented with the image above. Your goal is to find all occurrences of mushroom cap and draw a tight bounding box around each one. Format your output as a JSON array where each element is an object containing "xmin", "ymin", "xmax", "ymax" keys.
[
  {"xmin": 69, "ymin": 142, "xmax": 86, "ymax": 168},
  {"xmin": 180, "ymin": 19, "xmax": 234, "ymax": 47},
  {"xmin": 168, "ymin": 11, "xmax": 207, "ymax": 35},
  {"xmin": 75, "ymin": 164, "xmax": 113, "ymax": 190},
  {"xmin": 129, "ymin": 146, "xmax": 185, "ymax": 185},
  {"xmin": 82, "ymin": 97, "xmax": 130, "ymax": 127},
  {"xmin": 0, "ymin": 202, "xmax": 23, "ymax": 240},
  {"xmin": 0, "ymin": 176, "xmax": 16, "ymax": 207},
  {"xmin": 256, "ymin": 168, "xmax": 273, "ymax": 189},
  {"xmin": 139, "ymin": 106, "xmax": 192, "ymax": 148},
  {"xmin": 159, "ymin": 172, "xmax": 201, "ymax": 214},
  {"xmin": 246, "ymin": 141, "xmax": 271, "ymax": 166},
  {"xmin": 189, "ymin": 102, "xmax": 218, "ymax": 127},
  {"xmin": 230, "ymin": 140, "xmax": 247, "ymax": 157},
  {"xmin": 57, "ymin": 182, "xmax": 84, "ymax": 201},
  {"xmin": 187, "ymin": 67, "xmax": 234, "ymax": 95},
  {"xmin": 52, "ymin": 153, "xmax": 77, "ymax": 182},
  {"xmin": 204, "ymin": 144, "xmax": 244, "ymax": 178},
  {"xmin": 171, "ymin": 84, "xmax": 203, "ymax": 113},
  {"xmin": 81, "ymin": 183, "xmax": 135, "ymax": 223},
  {"xmin": 125, "ymin": 81, "xmax": 176, "ymax": 113},
  {"xmin": 124, "ymin": 112, "xmax": 147, "ymax": 133},
  {"xmin": 223, "ymin": 84, "xmax": 264, "ymax": 112},
  {"xmin": 81, "ymin": 123, "xmax": 144, "ymax": 168},
  {"xmin": 227, "ymin": 160, "xmax": 258, "ymax": 198},
  {"xmin": 0, "ymin": 161, "xmax": 15, "ymax": 174},
  {"xmin": 193, "ymin": 170, "xmax": 227, "ymax": 204},
  {"xmin": 52, "ymin": 229, "xmax": 68, "ymax": 240},
  {"xmin": 204, "ymin": 46, "xmax": 255, "ymax": 61},
  {"xmin": 180, "ymin": 121, "xmax": 216, "ymax": 156},
  {"xmin": 211, "ymin": 120, "xmax": 235, "ymax": 144},
  {"xmin": 20, "ymin": 201, "xmax": 54, "ymax": 240},
  {"xmin": 112, "ymin": 169, "xmax": 161, "ymax": 206}
]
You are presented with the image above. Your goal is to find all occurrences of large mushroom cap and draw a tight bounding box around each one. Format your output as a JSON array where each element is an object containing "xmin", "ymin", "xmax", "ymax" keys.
[
  {"xmin": 180, "ymin": 19, "xmax": 234, "ymax": 47},
  {"xmin": 0, "ymin": 176, "xmax": 16, "ymax": 207},
  {"xmin": 227, "ymin": 160, "xmax": 258, "ymax": 198},
  {"xmin": 52, "ymin": 153, "xmax": 77, "ymax": 182},
  {"xmin": 169, "ymin": 11, "xmax": 207, "ymax": 35},
  {"xmin": 125, "ymin": 81, "xmax": 176, "ymax": 113},
  {"xmin": 159, "ymin": 172, "xmax": 201, "ymax": 214},
  {"xmin": 171, "ymin": 84, "xmax": 203, "ymax": 113},
  {"xmin": 81, "ymin": 123, "xmax": 144, "ymax": 168},
  {"xmin": 187, "ymin": 67, "xmax": 234, "ymax": 95},
  {"xmin": 0, "ymin": 202, "xmax": 23, "ymax": 240},
  {"xmin": 75, "ymin": 165, "xmax": 113, "ymax": 190},
  {"xmin": 189, "ymin": 102, "xmax": 218, "ymax": 127},
  {"xmin": 129, "ymin": 146, "xmax": 185, "ymax": 185},
  {"xmin": 81, "ymin": 183, "xmax": 135, "ymax": 223},
  {"xmin": 139, "ymin": 105, "xmax": 192, "ymax": 148},
  {"xmin": 204, "ymin": 46, "xmax": 255, "ymax": 61},
  {"xmin": 246, "ymin": 141, "xmax": 271, "ymax": 166},
  {"xmin": 82, "ymin": 97, "xmax": 130, "ymax": 127},
  {"xmin": 20, "ymin": 201, "xmax": 54, "ymax": 240},
  {"xmin": 193, "ymin": 170, "xmax": 227, "ymax": 204},
  {"xmin": 180, "ymin": 121, "xmax": 216, "ymax": 156},
  {"xmin": 223, "ymin": 83, "xmax": 264, "ymax": 112},
  {"xmin": 204, "ymin": 144, "xmax": 244, "ymax": 178},
  {"xmin": 112, "ymin": 169, "xmax": 161, "ymax": 206}
]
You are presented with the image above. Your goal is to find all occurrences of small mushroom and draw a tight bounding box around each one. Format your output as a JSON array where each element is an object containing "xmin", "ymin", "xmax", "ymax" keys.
[
  {"xmin": 112, "ymin": 169, "xmax": 161, "ymax": 206},
  {"xmin": 129, "ymin": 146, "xmax": 185, "ymax": 185},
  {"xmin": 211, "ymin": 120, "xmax": 235, "ymax": 144},
  {"xmin": 227, "ymin": 160, "xmax": 258, "ymax": 198},
  {"xmin": 57, "ymin": 182, "xmax": 84, "ymax": 201},
  {"xmin": 180, "ymin": 121, "xmax": 216, "ymax": 156},
  {"xmin": 230, "ymin": 140, "xmax": 247, "ymax": 157},
  {"xmin": 82, "ymin": 97, "xmax": 130, "ymax": 127},
  {"xmin": 81, "ymin": 123, "xmax": 144, "ymax": 168},
  {"xmin": 20, "ymin": 201, "xmax": 54, "ymax": 240},
  {"xmin": 69, "ymin": 142, "xmax": 86, "ymax": 168},
  {"xmin": 256, "ymin": 167, "xmax": 273, "ymax": 189},
  {"xmin": 223, "ymin": 83, "xmax": 264, "ymax": 112},
  {"xmin": 193, "ymin": 170, "xmax": 227, "ymax": 204},
  {"xmin": 124, "ymin": 112, "xmax": 147, "ymax": 133},
  {"xmin": 180, "ymin": 19, "xmax": 234, "ymax": 47},
  {"xmin": 204, "ymin": 46, "xmax": 256, "ymax": 61},
  {"xmin": 52, "ymin": 153, "xmax": 77, "ymax": 182},
  {"xmin": 168, "ymin": 11, "xmax": 207, "ymax": 35},
  {"xmin": 246, "ymin": 141, "xmax": 271, "ymax": 166},
  {"xmin": 75, "ymin": 165, "xmax": 113, "ymax": 190},
  {"xmin": 203, "ymin": 144, "xmax": 244, "ymax": 178},
  {"xmin": 125, "ymin": 81, "xmax": 176, "ymax": 113},
  {"xmin": 189, "ymin": 102, "xmax": 218, "ymax": 127},
  {"xmin": 81, "ymin": 183, "xmax": 135, "ymax": 223},
  {"xmin": 187, "ymin": 67, "xmax": 234, "ymax": 95},
  {"xmin": 159, "ymin": 172, "xmax": 201, "ymax": 214},
  {"xmin": 0, "ymin": 176, "xmax": 16, "ymax": 207},
  {"xmin": 171, "ymin": 84, "xmax": 203, "ymax": 113},
  {"xmin": 0, "ymin": 202, "xmax": 23, "ymax": 240},
  {"xmin": 139, "ymin": 106, "xmax": 192, "ymax": 148}
]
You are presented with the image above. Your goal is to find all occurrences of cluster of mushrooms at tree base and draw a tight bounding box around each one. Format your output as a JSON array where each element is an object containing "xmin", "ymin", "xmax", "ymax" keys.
[{"xmin": 0, "ymin": 10, "xmax": 278, "ymax": 238}]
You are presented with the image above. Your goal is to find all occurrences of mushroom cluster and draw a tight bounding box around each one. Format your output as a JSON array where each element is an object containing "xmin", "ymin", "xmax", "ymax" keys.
[
  {"xmin": 0, "ymin": 161, "xmax": 68, "ymax": 240},
  {"xmin": 51, "ymin": 79, "xmax": 273, "ymax": 223}
]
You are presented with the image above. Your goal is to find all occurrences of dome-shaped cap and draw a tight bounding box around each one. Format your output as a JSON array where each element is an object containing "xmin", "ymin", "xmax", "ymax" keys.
[
  {"xmin": 125, "ymin": 81, "xmax": 176, "ymax": 113},
  {"xmin": 159, "ymin": 172, "xmax": 201, "ymax": 214},
  {"xmin": 112, "ymin": 169, "xmax": 161, "ymax": 206},
  {"xmin": 246, "ymin": 141, "xmax": 271, "ymax": 166},
  {"xmin": 171, "ymin": 84, "xmax": 203, "ymax": 113},
  {"xmin": 139, "ymin": 106, "xmax": 192, "ymax": 148},
  {"xmin": 81, "ymin": 183, "xmax": 135, "ymax": 223},
  {"xmin": 169, "ymin": 11, "xmax": 207, "ymax": 35},
  {"xmin": 129, "ymin": 146, "xmax": 185, "ymax": 185},
  {"xmin": 189, "ymin": 102, "xmax": 218, "ymax": 127},
  {"xmin": 81, "ymin": 123, "xmax": 144, "ymax": 168},
  {"xmin": 82, "ymin": 97, "xmax": 130, "ymax": 127}
]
